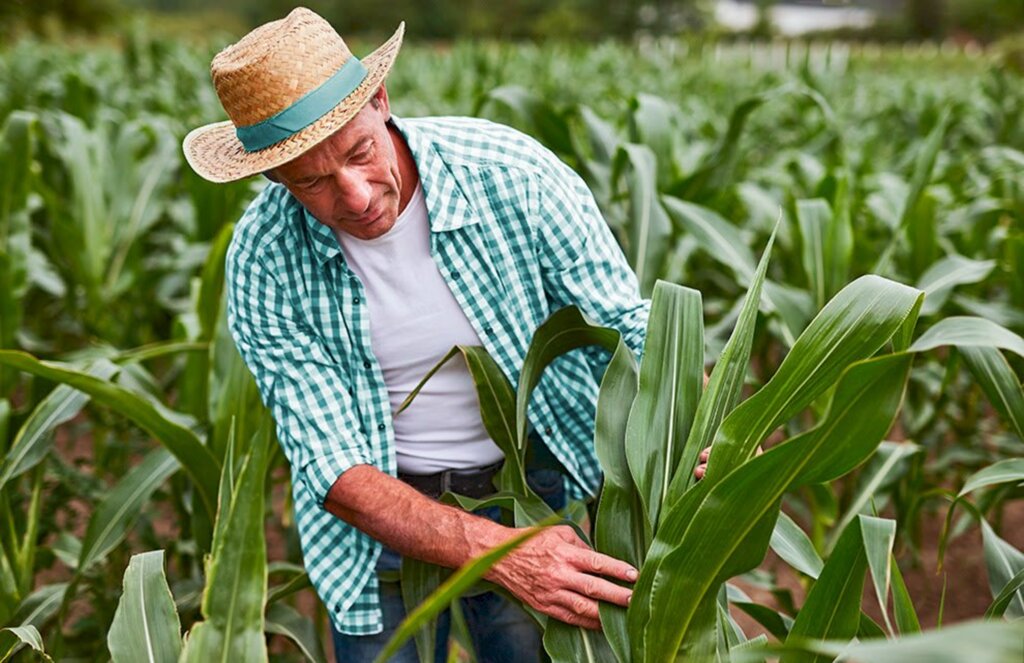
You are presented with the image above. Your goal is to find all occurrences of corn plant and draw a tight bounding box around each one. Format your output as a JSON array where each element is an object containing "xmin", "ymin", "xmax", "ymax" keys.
[{"xmin": 382, "ymin": 231, "xmax": 1024, "ymax": 661}]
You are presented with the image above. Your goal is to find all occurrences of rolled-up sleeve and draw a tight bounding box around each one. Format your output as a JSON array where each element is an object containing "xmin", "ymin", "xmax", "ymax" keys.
[
  {"xmin": 226, "ymin": 236, "xmax": 372, "ymax": 506},
  {"xmin": 533, "ymin": 152, "xmax": 651, "ymax": 362}
]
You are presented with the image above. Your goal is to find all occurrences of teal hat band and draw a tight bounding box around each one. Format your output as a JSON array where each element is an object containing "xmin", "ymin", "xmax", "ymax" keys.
[{"xmin": 235, "ymin": 56, "xmax": 368, "ymax": 152}]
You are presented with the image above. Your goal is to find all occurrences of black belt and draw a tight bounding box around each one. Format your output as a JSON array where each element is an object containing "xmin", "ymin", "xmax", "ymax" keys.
[{"xmin": 398, "ymin": 460, "xmax": 504, "ymax": 500}]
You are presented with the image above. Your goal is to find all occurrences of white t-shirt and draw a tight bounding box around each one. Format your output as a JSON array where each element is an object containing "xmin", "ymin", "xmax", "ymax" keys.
[{"xmin": 333, "ymin": 184, "xmax": 505, "ymax": 475}]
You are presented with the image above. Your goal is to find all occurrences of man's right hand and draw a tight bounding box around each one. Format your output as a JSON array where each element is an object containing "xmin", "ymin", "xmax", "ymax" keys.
[{"xmin": 486, "ymin": 524, "xmax": 637, "ymax": 631}]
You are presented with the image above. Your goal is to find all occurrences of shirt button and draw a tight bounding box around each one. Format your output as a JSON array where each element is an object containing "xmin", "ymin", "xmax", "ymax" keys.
[
  {"xmin": 363, "ymin": 360, "xmax": 371, "ymax": 369},
  {"xmin": 353, "ymin": 297, "xmax": 361, "ymax": 304},
  {"xmin": 377, "ymin": 423, "xmax": 386, "ymax": 431},
  {"xmin": 545, "ymin": 426, "xmax": 553, "ymax": 435},
  {"xmin": 484, "ymin": 325, "xmax": 494, "ymax": 335},
  {"xmin": 451, "ymin": 270, "xmax": 461, "ymax": 280}
]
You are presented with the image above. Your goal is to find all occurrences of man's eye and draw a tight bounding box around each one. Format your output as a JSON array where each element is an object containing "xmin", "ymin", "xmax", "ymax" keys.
[
  {"xmin": 301, "ymin": 179, "xmax": 324, "ymax": 190},
  {"xmin": 353, "ymin": 145, "xmax": 373, "ymax": 162}
]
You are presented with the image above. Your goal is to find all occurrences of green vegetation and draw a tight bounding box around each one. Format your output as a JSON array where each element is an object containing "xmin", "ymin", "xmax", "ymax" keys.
[{"xmin": 1, "ymin": 30, "xmax": 1022, "ymax": 661}]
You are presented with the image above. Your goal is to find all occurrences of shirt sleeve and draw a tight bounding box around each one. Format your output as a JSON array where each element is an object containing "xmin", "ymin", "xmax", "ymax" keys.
[
  {"xmin": 532, "ymin": 150, "xmax": 651, "ymax": 363},
  {"xmin": 226, "ymin": 234, "xmax": 373, "ymax": 507}
]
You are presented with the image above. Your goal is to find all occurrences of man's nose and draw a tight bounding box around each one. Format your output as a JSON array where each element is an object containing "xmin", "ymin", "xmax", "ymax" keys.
[{"xmin": 333, "ymin": 169, "xmax": 372, "ymax": 216}]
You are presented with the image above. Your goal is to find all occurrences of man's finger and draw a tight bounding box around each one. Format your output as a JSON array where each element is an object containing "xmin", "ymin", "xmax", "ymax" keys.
[
  {"xmin": 568, "ymin": 549, "xmax": 639, "ymax": 583},
  {"xmin": 694, "ymin": 464, "xmax": 706, "ymax": 480},
  {"xmin": 565, "ymin": 571, "xmax": 632, "ymax": 607},
  {"xmin": 550, "ymin": 604, "xmax": 602, "ymax": 631},
  {"xmin": 555, "ymin": 590, "xmax": 602, "ymax": 622},
  {"xmin": 699, "ymin": 447, "xmax": 710, "ymax": 462}
]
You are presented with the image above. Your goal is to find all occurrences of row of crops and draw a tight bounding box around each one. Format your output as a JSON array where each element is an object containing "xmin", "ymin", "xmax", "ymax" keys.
[{"xmin": 0, "ymin": 29, "xmax": 1022, "ymax": 661}]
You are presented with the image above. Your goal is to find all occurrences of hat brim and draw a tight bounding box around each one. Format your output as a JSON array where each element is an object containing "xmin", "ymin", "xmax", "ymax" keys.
[{"xmin": 183, "ymin": 22, "xmax": 405, "ymax": 183}]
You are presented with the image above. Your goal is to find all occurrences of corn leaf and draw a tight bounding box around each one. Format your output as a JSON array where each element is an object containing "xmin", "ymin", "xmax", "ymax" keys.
[
  {"xmin": 0, "ymin": 350, "xmax": 220, "ymax": 521},
  {"xmin": 77, "ymin": 449, "xmax": 179, "ymax": 574},
  {"xmin": 108, "ymin": 550, "xmax": 182, "ymax": 663},
  {"xmin": 180, "ymin": 424, "xmax": 272, "ymax": 662},
  {"xmin": 631, "ymin": 352, "xmax": 913, "ymax": 662},
  {"xmin": 624, "ymin": 282, "xmax": 703, "ymax": 530},
  {"xmin": 781, "ymin": 516, "xmax": 869, "ymax": 663}
]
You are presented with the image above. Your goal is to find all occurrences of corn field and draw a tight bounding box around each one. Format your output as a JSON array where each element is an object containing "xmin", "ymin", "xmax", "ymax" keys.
[{"xmin": 0, "ymin": 29, "xmax": 1023, "ymax": 662}]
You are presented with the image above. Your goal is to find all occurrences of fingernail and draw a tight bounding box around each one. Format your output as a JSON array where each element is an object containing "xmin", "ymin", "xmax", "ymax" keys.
[{"xmin": 627, "ymin": 568, "xmax": 638, "ymax": 581}]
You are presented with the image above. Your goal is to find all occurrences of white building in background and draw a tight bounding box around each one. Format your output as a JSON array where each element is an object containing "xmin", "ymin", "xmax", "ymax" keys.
[{"xmin": 714, "ymin": 0, "xmax": 880, "ymax": 36}]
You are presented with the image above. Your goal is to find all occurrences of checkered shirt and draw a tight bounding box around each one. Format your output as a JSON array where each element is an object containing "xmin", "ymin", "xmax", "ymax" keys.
[{"xmin": 225, "ymin": 115, "xmax": 650, "ymax": 635}]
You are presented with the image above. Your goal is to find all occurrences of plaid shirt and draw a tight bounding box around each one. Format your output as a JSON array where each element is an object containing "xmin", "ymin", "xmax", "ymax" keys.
[{"xmin": 225, "ymin": 115, "xmax": 650, "ymax": 635}]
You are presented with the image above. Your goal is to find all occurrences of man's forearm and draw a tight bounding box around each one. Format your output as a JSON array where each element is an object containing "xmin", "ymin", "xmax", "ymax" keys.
[
  {"xmin": 324, "ymin": 463, "xmax": 508, "ymax": 569},
  {"xmin": 324, "ymin": 462, "xmax": 636, "ymax": 630}
]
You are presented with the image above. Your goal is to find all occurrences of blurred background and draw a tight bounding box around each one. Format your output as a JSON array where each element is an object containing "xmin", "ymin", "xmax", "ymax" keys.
[{"xmin": 2, "ymin": 0, "xmax": 1024, "ymax": 43}]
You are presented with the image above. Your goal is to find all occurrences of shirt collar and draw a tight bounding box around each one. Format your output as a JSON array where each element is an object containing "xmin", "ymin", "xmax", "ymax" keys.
[{"xmin": 301, "ymin": 114, "xmax": 479, "ymax": 267}]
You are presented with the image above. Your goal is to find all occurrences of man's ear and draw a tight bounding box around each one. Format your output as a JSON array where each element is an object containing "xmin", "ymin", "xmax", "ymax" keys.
[
  {"xmin": 370, "ymin": 84, "xmax": 391, "ymax": 121},
  {"xmin": 263, "ymin": 169, "xmax": 280, "ymax": 183}
]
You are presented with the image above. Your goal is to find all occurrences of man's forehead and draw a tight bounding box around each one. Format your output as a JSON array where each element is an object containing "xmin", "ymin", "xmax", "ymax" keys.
[{"xmin": 278, "ymin": 123, "xmax": 372, "ymax": 177}]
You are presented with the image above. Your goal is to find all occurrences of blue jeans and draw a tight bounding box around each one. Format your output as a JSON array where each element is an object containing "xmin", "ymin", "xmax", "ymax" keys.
[{"xmin": 332, "ymin": 467, "xmax": 567, "ymax": 663}]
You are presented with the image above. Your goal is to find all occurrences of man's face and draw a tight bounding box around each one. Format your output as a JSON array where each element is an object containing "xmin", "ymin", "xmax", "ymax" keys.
[{"xmin": 271, "ymin": 86, "xmax": 410, "ymax": 241}]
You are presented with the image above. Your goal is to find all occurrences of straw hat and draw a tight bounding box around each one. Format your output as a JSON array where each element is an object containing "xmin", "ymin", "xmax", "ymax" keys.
[{"xmin": 183, "ymin": 7, "xmax": 404, "ymax": 183}]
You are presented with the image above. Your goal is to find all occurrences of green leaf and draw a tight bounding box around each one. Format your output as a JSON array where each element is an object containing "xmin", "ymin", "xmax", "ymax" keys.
[
  {"xmin": 514, "ymin": 307, "xmax": 625, "ymax": 488},
  {"xmin": 400, "ymin": 558, "xmax": 450, "ymax": 663},
  {"xmin": 591, "ymin": 324, "xmax": 642, "ymax": 662},
  {"xmin": 960, "ymin": 346, "xmax": 1024, "ymax": 440},
  {"xmin": 0, "ymin": 624, "xmax": 52, "ymax": 663},
  {"xmin": 631, "ymin": 353, "xmax": 913, "ymax": 662},
  {"xmin": 915, "ymin": 254, "xmax": 996, "ymax": 316},
  {"xmin": 9, "ymin": 582, "xmax": 67, "ymax": 629},
  {"xmin": 666, "ymin": 226, "xmax": 775, "ymax": 503},
  {"xmin": 108, "ymin": 550, "xmax": 182, "ymax": 663},
  {"xmin": 795, "ymin": 198, "xmax": 831, "ymax": 309},
  {"xmin": 781, "ymin": 517, "xmax": 868, "ymax": 663},
  {"xmin": 0, "ymin": 360, "xmax": 120, "ymax": 492},
  {"xmin": 0, "ymin": 350, "xmax": 220, "ymax": 521},
  {"xmin": 624, "ymin": 282, "xmax": 703, "ymax": 530},
  {"xmin": 770, "ymin": 511, "xmax": 823, "ymax": 579},
  {"xmin": 543, "ymin": 620, "xmax": 617, "ymax": 663},
  {"xmin": 985, "ymin": 566, "xmax": 1024, "ymax": 619},
  {"xmin": 77, "ymin": 449, "xmax": 178, "ymax": 574},
  {"xmin": 830, "ymin": 442, "xmax": 920, "ymax": 548},
  {"xmin": 775, "ymin": 619, "xmax": 1024, "ymax": 663},
  {"xmin": 889, "ymin": 556, "xmax": 920, "ymax": 634},
  {"xmin": 958, "ymin": 458, "xmax": 1024, "ymax": 498},
  {"xmin": 980, "ymin": 519, "xmax": 1024, "ymax": 618},
  {"xmin": 704, "ymin": 276, "xmax": 922, "ymax": 486},
  {"xmin": 0, "ymin": 111, "xmax": 37, "ymax": 394},
  {"xmin": 612, "ymin": 143, "xmax": 672, "ymax": 296},
  {"xmin": 265, "ymin": 602, "xmax": 328, "ymax": 663},
  {"xmin": 860, "ymin": 516, "xmax": 897, "ymax": 635},
  {"xmin": 180, "ymin": 424, "xmax": 272, "ymax": 662},
  {"xmin": 662, "ymin": 196, "xmax": 755, "ymax": 284},
  {"xmin": 909, "ymin": 317, "xmax": 1024, "ymax": 359},
  {"xmin": 675, "ymin": 92, "xmax": 768, "ymax": 202}
]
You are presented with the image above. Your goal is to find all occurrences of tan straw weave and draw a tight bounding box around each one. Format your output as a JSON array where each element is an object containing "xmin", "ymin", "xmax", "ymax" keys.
[{"xmin": 183, "ymin": 7, "xmax": 404, "ymax": 183}]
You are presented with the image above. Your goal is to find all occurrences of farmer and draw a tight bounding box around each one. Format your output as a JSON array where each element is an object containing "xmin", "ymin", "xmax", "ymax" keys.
[{"xmin": 183, "ymin": 8, "xmax": 707, "ymax": 662}]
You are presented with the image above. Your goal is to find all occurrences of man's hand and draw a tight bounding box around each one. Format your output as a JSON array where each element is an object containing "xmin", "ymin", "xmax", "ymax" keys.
[
  {"xmin": 487, "ymin": 525, "xmax": 636, "ymax": 631},
  {"xmin": 693, "ymin": 445, "xmax": 764, "ymax": 480},
  {"xmin": 694, "ymin": 446, "xmax": 711, "ymax": 480},
  {"xmin": 325, "ymin": 465, "xmax": 636, "ymax": 632}
]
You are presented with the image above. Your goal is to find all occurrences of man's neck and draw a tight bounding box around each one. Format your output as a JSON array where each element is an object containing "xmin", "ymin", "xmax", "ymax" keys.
[{"xmin": 388, "ymin": 120, "xmax": 421, "ymax": 216}]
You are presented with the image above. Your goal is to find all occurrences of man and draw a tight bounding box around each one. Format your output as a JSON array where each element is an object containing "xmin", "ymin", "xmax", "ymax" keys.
[{"xmin": 183, "ymin": 8, "xmax": 706, "ymax": 661}]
